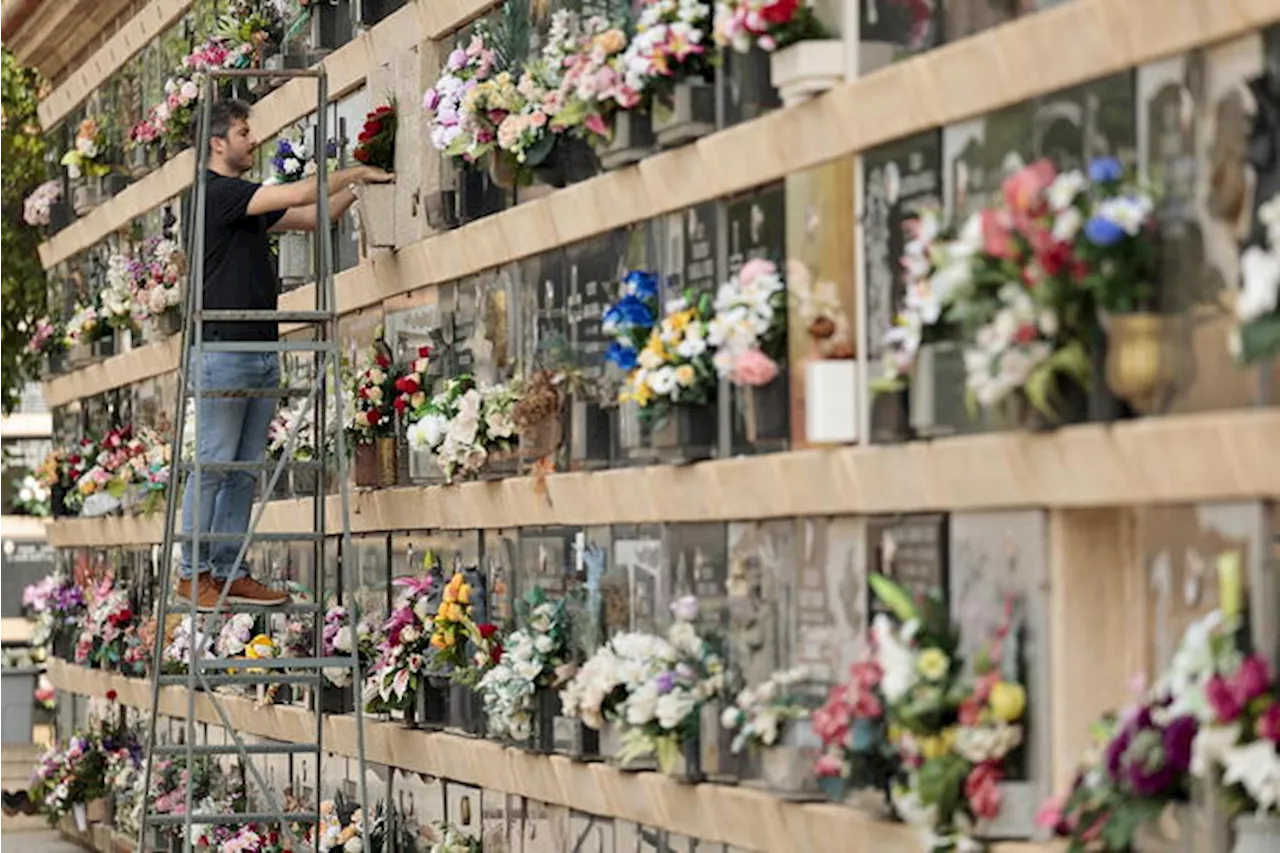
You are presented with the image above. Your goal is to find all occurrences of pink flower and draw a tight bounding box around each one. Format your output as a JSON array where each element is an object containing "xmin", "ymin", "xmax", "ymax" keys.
[
  {"xmin": 965, "ymin": 762, "xmax": 1004, "ymax": 821},
  {"xmin": 1002, "ymin": 159, "xmax": 1057, "ymax": 218},
  {"xmin": 583, "ymin": 113, "xmax": 609, "ymax": 139},
  {"xmin": 1258, "ymin": 702, "xmax": 1280, "ymax": 743},
  {"xmin": 1034, "ymin": 794, "xmax": 1066, "ymax": 830},
  {"xmin": 851, "ymin": 690, "xmax": 882, "ymax": 720},
  {"xmin": 851, "ymin": 660, "xmax": 882, "ymax": 690},
  {"xmin": 739, "ymin": 257, "xmax": 777, "ymax": 287},
  {"xmin": 729, "ymin": 348, "xmax": 779, "ymax": 387},
  {"xmin": 813, "ymin": 751, "xmax": 844, "ymax": 778},
  {"xmin": 1233, "ymin": 655, "xmax": 1272, "ymax": 705},
  {"xmin": 981, "ymin": 209, "xmax": 1015, "ymax": 259},
  {"xmin": 1207, "ymin": 674, "xmax": 1243, "ymax": 723}
]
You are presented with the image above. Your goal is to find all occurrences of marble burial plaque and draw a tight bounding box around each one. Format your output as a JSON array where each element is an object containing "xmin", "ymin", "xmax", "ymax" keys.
[
  {"xmin": 679, "ymin": 202, "xmax": 720, "ymax": 298},
  {"xmin": 613, "ymin": 525, "xmax": 665, "ymax": 633},
  {"xmin": 483, "ymin": 528, "xmax": 520, "ymax": 630},
  {"xmin": 726, "ymin": 520, "xmax": 796, "ymax": 686},
  {"xmin": 352, "ymin": 533, "xmax": 391, "ymax": 627},
  {"xmin": 518, "ymin": 526, "xmax": 578, "ymax": 601},
  {"xmin": 796, "ymin": 517, "xmax": 871, "ymax": 681},
  {"xmin": 524, "ymin": 250, "xmax": 569, "ymax": 372},
  {"xmin": 867, "ymin": 514, "xmax": 949, "ymax": 612},
  {"xmin": 663, "ymin": 523, "xmax": 730, "ymax": 630},
  {"xmin": 444, "ymin": 781, "xmax": 484, "ymax": 841},
  {"xmin": 858, "ymin": 0, "xmax": 942, "ymax": 71}
]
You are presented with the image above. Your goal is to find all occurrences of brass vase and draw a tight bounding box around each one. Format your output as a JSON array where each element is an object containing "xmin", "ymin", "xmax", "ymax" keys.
[
  {"xmin": 353, "ymin": 442, "xmax": 378, "ymax": 488},
  {"xmin": 376, "ymin": 435, "xmax": 397, "ymax": 487},
  {"xmin": 1103, "ymin": 312, "xmax": 1173, "ymax": 414}
]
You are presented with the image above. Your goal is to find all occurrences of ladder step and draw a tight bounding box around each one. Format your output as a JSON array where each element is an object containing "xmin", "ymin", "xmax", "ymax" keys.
[
  {"xmin": 194, "ymin": 386, "xmax": 313, "ymax": 399},
  {"xmin": 163, "ymin": 599, "xmax": 321, "ymax": 615},
  {"xmin": 147, "ymin": 812, "xmax": 320, "ymax": 826},
  {"xmin": 197, "ymin": 656, "xmax": 355, "ymax": 671},
  {"xmin": 157, "ymin": 672, "xmax": 324, "ymax": 687},
  {"xmin": 173, "ymin": 531, "xmax": 325, "ymax": 542},
  {"xmin": 152, "ymin": 742, "xmax": 320, "ymax": 757},
  {"xmin": 201, "ymin": 341, "xmax": 338, "ymax": 353},
  {"xmin": 200, "ymin": 310, "xmax": 333, "ymax": 323},
  {"xmin": 178, "ymin": 459, "xmax": 324, "ymax": 472}
]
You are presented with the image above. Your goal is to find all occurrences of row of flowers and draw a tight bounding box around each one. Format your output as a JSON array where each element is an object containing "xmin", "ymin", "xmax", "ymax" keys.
[{"xmin": 33, "ymin": 425, "xmax": 171, "ymax": 518}]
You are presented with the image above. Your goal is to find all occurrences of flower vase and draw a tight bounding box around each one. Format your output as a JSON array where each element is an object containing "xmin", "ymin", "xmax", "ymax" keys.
[
  {"xmin": 92, "ymin": 327, "xmax": 117, "ymax": 360},
  {"xmin": 1232, "ymin": 814, "xmax": 1280, "ymax": 853},
  {"xmin": 156, "ymin": 310, "xmax": 182, "ymax": 338},
  {"xmin": 447, "ymin": 683, "xmax": 486, "ymax": 737},
  {"xmin": 755, "ymin": 721, "xmax": 823, "ymax": 800},
  {"xmin": 736, "ymin": 369, "xmax": 789, "ymax": 449},
  {"xmin": 699, "ymin": 701, "xmax": 745, "ymax": 783},
  {"xmin": 357, "ymin": 182, "xmax": 396, "ymax": 250},
  {"xmin": 319, "ymin": 683, "xmax": 354, "ymax": 715},
  {"xmin": 600, "ymin": 112, "xmax": 656, "ymax": 170},
  {"xmin": 415, "ymin": 678, "xmax": 448, "ymax": 729},
  {"xmin": 1102, "ymin": 312, "xmax": 1175, "ymax": 414},
  {"xmin": 277, "ymin": 231, "xmax": 314, "ymax": 285},
  {"xmin": 530, "ymin": 135, "xmax": 600, "ymax": 189},
  {"xmin": 51, "ymin": 483, "xmax": 70, "ymax": 517},
  {"xmin": 103, "ymin": 172, "xmax": 129, "ymax": 198},
  {"xmin": 653, "ymin": 80, "xmax": 716, "ymax": 149},
  {"xmin": 291, "ymin": 467, "xmax": 319, "ymax": 500},
  {"xmin": 128, "ymin": 144, "xmax": 151, "ymax": 179},
  {"xmin": 600, "ymin": 720, "xmax": 656, "ymax": 771},
  {"xmin": 92, "ymin": 823, "xmax": 113, "ymax": 851},
  {"xmin": 909, "ymin": 341, "xmax": 970, "ymax": 438},
  {"xmin": 53, "ymin": 628, "xmax": 76, "ymax": 661},
  {"xmin": 533, "ymin": 686, "xmax": 560, "ymax": 754},
  {"xmin": 407, "ymin": 445, "xmax": 445, "ymax": 485},
  {"xmin": 769, "ymin": 39, "xmax": 845, "ymax": 108},
  {"xmin": 663, "ymin": 735, "xmax": 704, "ymax": 784},
  {"xmin": 376, "ymin": 436, "xmax": 397, "ymax": 487},
  {"xmin": 648, "ymin": 406, "xmax": 717, "ymax": 463},
  {"xmin": 870, "ymin": 387, "xmax": 911, "ymax": 443},
  {"xmin": 72, "ymin": 176, "xmax": 105, "ymax": 216},
  {"xmin": 804, "ymin": 359, "xmax": 858, "ymax": 443},
  {"xmin": 518, "ymin": 411, "xmax": 564, "ymax": 463},
  {"xmin": 73, "ymin": 802, "xmax": 90, "ymax": 833},
  {"xmin": 68, "ymin": 341, "xmax": 93, "ymax": 368},
  {"xmin": 353, "ymin": 442, "xmax": 379, "ymax": 488},
  {"xmin": 1132, "ymin": 803, "xmax": 1194, "ymax": 853},
  {"xmin": 1010, "ymin": 371, "xmax": 1089, "ymax": 432},
  {"xmin": 46, "ymin": 350, "xmax": 66, "ymax": 376}
]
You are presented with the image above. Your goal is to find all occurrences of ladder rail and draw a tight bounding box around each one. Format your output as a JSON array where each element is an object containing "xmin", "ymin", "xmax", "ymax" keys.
[{"xmin": 134, "ymin": 65, "xmax": 367, "ymax": 853}]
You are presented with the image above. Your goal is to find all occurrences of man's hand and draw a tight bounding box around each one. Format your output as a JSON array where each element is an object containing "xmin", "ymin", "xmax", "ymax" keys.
[{"xmin": 358, "ymin": 166, "xmax": 394, "ymax": 184}]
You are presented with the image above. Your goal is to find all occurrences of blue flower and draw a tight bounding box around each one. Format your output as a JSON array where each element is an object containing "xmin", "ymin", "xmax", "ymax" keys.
[
  {"xmin": 622, "ymin": 270, "xmax": 658, "ymax": 300},
  {"xmin": 605, "ymin": 341, "xmax": 637, "ymax": 370},
  {"xmin": 602, "ymin": 295, "xmax": 653, "ymax": 330},
  {"xmin": 1084, "ymin": 215, "xmax": 1126, "ymax": 246},
  {"xmin": 1088, "ymin": 157, "xmax": 1124, "ymax": 184}
]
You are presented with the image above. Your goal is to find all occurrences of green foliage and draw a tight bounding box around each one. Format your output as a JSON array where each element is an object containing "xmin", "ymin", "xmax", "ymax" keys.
[{"xmin": 1, "ymin": 49, "xmax": 49, "ymax": 413}]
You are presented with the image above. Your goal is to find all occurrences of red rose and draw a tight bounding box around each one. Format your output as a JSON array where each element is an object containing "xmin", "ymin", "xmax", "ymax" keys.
[
  {"xmin": 372, "ymin": 105, "xmax": 393, "ymax": 119},
  {"xmin": 489, "ymin": 643, "xmax": 503, "ymax": 665},
  {"xmin": 365, "ymin": 410, "xmax": 380, "ymax": 425},
  {"xmin": 761, "ymin": 0, "xmax": 799, "ymax": 24},
  {"xmin": 393, "ymin": 397, "xmax": 407, "ymax": 412},
  {"xmin": 375, "ymin": 354, "xmax": 391, "ymax": 368},
  {"xmin": 400, "ymin": 376, "xmax": 418, "ymax": 394},
  {"xmin": 353, "ymin": 147, "xmax": 370, "ymax": 163},
  {"xmin": 357, "ymin": 128, "xmax": 376, "ymax": 143},
  {"xmin": 106, "ymin": 689, "xmax": 118, "ymax": 701},
  {"xmin": 478, "ymin": 623, "xmax": 498, "ymax": 639},
  {"xmin": 418, "ymin": 346, "xmax": 431, "ymax": 358},
  {"xmin": 1013, "ymin": 324, "xmax": 1038, "ymax": 345},
  {"xmin": 358, "ymin": 386, "xmax": 369, "ymax": 399}
]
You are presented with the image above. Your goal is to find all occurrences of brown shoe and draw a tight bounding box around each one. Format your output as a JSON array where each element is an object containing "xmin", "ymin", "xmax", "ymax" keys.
[
  {"xmin": 172, "ymin": 574, "xmax": 223, "ymax": 612},
  {"xmin": 225, "ymin": 576, "xmax": 290, "ymax": 606}
]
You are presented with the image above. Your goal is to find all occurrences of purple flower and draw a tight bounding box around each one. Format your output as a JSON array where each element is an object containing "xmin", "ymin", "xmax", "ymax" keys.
[
  {"xmin": 655, "ymin": 671, "xmax": 676, "ymax": 695},
  {"xmin": 1162, "ymin": 714, "xmax": 1197, "ymax": 773},
  {"xmin": 447, "ymin": 49, "xmax": 467, "ymax": 71}
]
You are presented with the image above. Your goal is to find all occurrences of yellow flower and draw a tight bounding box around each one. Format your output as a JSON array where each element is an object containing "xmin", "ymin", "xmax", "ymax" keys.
[
  {"xmin": 916, "ymin": 648, "xmax": 950, "ymax": 681},
  {"xmin": 80, "ymin": 480, "xmax": 97, "ymax": 495},
  {"xmin": 989, "ymin": 681, "xmax": 1027, "ymax": 722},
  {"xmin": 919, "ymin": 726, "xmax": 958, "ymax": 760},
  {"xmin": 668, "ymin": 310, "xmax": 693, "ymax": 332},
  {"xmin": 674, "ymin": 365, "xmax": 696, "ymax": 387},
  {"xmin": 457, "ymin": 584, "xmax": 471, "ymax": 605},
  {"xmin": 245, "ymin": 634, "xmax": 277, "ymax": 659},
  {"xmin": 430, "ymin": 632, "xmax": 448, "ymax": 650}
]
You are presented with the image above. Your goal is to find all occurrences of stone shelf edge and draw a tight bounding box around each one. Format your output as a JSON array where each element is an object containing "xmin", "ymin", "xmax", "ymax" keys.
[
  {"xmin": 37, "ymin": 0, "xmax": 195, "ymax": 131},
  {"xmin": 35, "ymin": 0, "xmax": 504, "ymax": 271},
  {"xmin": 43, "ymin": 409, "xmax": 1280, "ymax": 548},
  {"xmin": 44, "ymin": 659, "xmax": 1055, "ymax": 853},
  {"xmin": 37, "ymin": 1, "xmax": 1277, "ymax": 275},
  {"xmin": 44, "ymin": 335, "xmax": 182, "ymax": 408}
]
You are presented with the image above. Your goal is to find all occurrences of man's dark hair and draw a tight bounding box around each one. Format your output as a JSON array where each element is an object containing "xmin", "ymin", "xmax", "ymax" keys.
[{"xmin": 192, "ymin": 98, "xmax": 252, "ymax": 147}]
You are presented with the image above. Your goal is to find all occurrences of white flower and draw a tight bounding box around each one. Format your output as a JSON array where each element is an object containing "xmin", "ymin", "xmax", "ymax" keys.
[
  {"xmin": 647, "ymin": 367, "xmax": 677, "ymax": 396},
  {"xmin": 1237, "ymin": 245, "xmax": 1280, "ymax": 323},
  {"xmin": 1094, "ymin": 194, "xmax": 1153, "ymax": 236},
  {"xmin": 1047, "ymin": 170, "xmax": 1086, "ymax": 211},
  {"xmin": 407, "ymin": 413, "xmax": 448, "ymax": 450},
  {"xmin": 283, "ymin": 157, "xmax": 302, "ymax": 175},
  {"xmin": 1221, "ymin": 740, "xmax": 1280, "ymax": 813},
  {"xmin": 1052, "ymin": 207, "xmax": 1083, "ymax": 242},
  {"xmin": 872, "ymin": 614, "xmax": 918, "ymax": 703},
  {"xmin": 655, "ymin": 690, "xmax": 697, "ymax": 730}
]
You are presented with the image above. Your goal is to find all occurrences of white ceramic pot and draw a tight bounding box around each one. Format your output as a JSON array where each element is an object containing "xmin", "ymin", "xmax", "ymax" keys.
[
  {"xmin": 769, "ymin": 39, "xmax": 845, "ymax": 108},
  {"xmin": 1232, "ymin": 814, "xmax": 1280, "ymax": 853},
  {"xmin": 357, "ymin": 182, "xmax": 396, "ymax": 250},
  {"xmin": 804, "ymin": 359, "xmax": 858, "ymax": 443}
]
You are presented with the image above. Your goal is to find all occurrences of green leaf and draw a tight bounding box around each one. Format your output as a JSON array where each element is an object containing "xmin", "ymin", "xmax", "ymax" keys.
[
  {"xmin": 869, "ymin": 573, "xmax": 920, "ymax": 623},
  {"xmin": 1238, "ymin": 315, "xmax": 1280, "ymax": 364},
  {"xmin": 1023, "ymin": 340, "xmax": 1091, "ymax": 418}
]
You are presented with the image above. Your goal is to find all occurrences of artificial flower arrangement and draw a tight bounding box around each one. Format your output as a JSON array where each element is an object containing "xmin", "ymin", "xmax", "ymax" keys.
[
  {"xmin": 617, "ymin": 289, "xmax": 718, "ymax": 424},
  {"xmin": 22, "ymin": 179, "xmax": 62, "ymax": 226},
  {"xmin": 427, "ymin": 820, "xmax": 484, "ymax": 853},
  {"xmin": 619, "ymin": 0, "xmax": 716, "ymax": 109},
  {"xmin": 720, "ymin": 665, "xmax": 817, "ymax": 753},
  {"xmin": 354, "ymin": 103, "xmax": 396, "ymax": 171},
  {"xmin": 162, "ymin": 614, "xmax": 215, "ymax": 674},
  {"xmin": 69, "ymin": 425, "xmax": 170, "ymax": 517},
  {"xmin": 404, "ymin": 374, "xmax": 465, "ymax": 459},
  {"xmin": 1233, "ymin": 192, "xmax": 1280, "ymax": 364},
  {"xmin": 812, "ymin": 656, "xmax": 900, "ymax": 801},
  {"xmin": 58, "ymin": 438, "xmax": 98, "ymax": 514},
  {"xmin": 268, "ymin": 397, "xmax": 318, "ymax": 463},
  {"xmin": 713, "ymin": 0, "xmax": 828, "ymax": 53},
  {"xmin": 11, "ymin": 472, "xmax": 51, "ymax": 516},
  {"xmin": 423, "ymin": 28, "xmax": 501, "ymax": 163},
  {"xmin": 73, "ymin": 576, "xmax": 136, "ymax": 671},
  {"xmin": 23, "ymin": 568, "xmax": 86, "ymax": 653},
  {"xmin": 28, "ymin": 730, "xmax": 109, "ymax": 824},
  {"xmin": 102, "ymin": 251, "xmax": 144, "ymax": 332},
  {"xmin": 26, "ymin": 316, "xmax": 67, "ymax": 360},
  {"xmin": 393, "ymin": 344, "xmax": 433, "ymax": 417},
  {"xmin": 406, "ymin": 374, "xmax": 520, "ymax": 483},
  {"xmin": 1037, "ymin": 611, "xmax": 1221, "ymax": 851},
  {"xmin": 64, "ymin": 302, "xmax": 107, "ymax": 349},
  {"xmin": 561, "ymin": 595, "xmax": 731, "ymax": 772},
  {"xmin": 61, "ymin": 117, "xmax": 112, "ymax": 180},
  {"xmin": 133, "ymin": 237, "xmax": 185, "ymax": 328},
  {"xmin": 364, "ymin": 572, "xmax": 437, "ymax": 714},
  {"xmin": 214, "ymin": 0, "xmax": 287, "ymax": 67},
  {"xmin": 263, "ymin": 134, "xmax": 335, "ymax": 185},
  {"xmin": 346, "ymin": 342, "xmax": 400, "ymax": 445},
  {"xmin": 427, "ymin": 570, "xmax": 501, "ymax": 687},
  {"xmin": 708, "ymin": 257, "xmax": 788, "ymax": 387},
  {"xmin": 477, "ymin": 587, "xmax": 574, "ymax": 742},
  {"xmin": 144, "ymin": 754, "xmax": 244, "ymax": 846},
  {"xmin": 869, "ymin": 574, "xmax": 1028, "ymax": 853},
  {"xmin": 603, "ymin": 269, "xmax": 661, "ymax": 371},
  {"xmin": 322, "ymin": 603, "xmax": 380, "ymax": 689}
]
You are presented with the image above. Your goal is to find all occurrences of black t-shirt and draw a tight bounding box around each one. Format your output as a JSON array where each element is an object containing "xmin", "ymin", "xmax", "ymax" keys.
[{"xmin": 202, "ymin": 171, "xmax": 286, "ymax": 342}]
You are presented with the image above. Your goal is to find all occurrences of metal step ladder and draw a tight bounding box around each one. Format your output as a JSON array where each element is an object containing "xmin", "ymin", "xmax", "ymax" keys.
[{"xmin": 137, "ymin": 67, "xmax": 369, "ymax": 853}]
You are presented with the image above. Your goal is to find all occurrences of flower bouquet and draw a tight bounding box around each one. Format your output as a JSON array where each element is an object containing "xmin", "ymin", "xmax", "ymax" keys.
[
  {"xmin": 714, "ymin": 0, "xmax": 839, "ymax": 107},
  {"xmin": 320, "ymin": 604, "xmax": 380, "ymax": 713},
  {"xmin": 354, "ymin": 103, "xmax": 396, "ymax": 248},
  {"xmin": 425, "ymin": 570, "xmax": 499, "ymax": 734},
  {"xmin": 346, "ymin": 342, "xmax": 400, "ymax": 487},
  {"xmin": 26, "ymin": 316, "xmax": 67, "ymax": 369},
  {"xmin": 74, "ymin": 578, "xmax": 135, "ymax": 671},
  {"xmin": 424, "ymin": 30, "xmax": 501, "ymax": 165},
  {"xmin": 603, "ymin": 270, "xmax": 661, "ymax": 372},
  {"xmin": 477, "ymin": 587, "xmax": 573, "ymax": 747},
  {"xmin": 870, "ymin": 574, "xmax": 1028, "ymax": 852},
  {"xmin": 62, "ymin": 118, "xmax": 113, "ymax": 213},
  {"xmin": 552, "ymin": 14, "xmax": 641, "ymax": 172},
  {"xmin": 435, "ymin": 379, "xmax": 520, "ymax": 482},
  {"xmin": 11, "ymin": 473, "xmax": 50, "ymax": 516},
  {"xmin": 23, "ymin": 569, "xmax": 86, "ymax": 657},
  {"xmin": 621, "ymin": 0, "xmax": 716, "ymax": 147},
  {"xmin": 562, "ymin": 596, "xmax": 729, "ymax": 777},
  {"xmin": 364, "ymin": 574, "xmax": 436, "ymax": 720},
  {"xmin": 812, "ymin": 657, "xmax": 899, "ymax": 810},
  {"xmin": 23, "ymin": 179, "xmax": 63, "ymax": 227},
  {"xmin": 64, "ymin": 303, "xmax": 107, "ymax": 358},
  {"xmin": 392, "ymin": 345, "xmax": 432, "ymax": 418},
  {"xmin": 1233, "ymin": 192, "xmax": 1280, "ymax": 365},
  {"xmin": 721, "ymin": 665, "xmax": 826, "ymax": 795},
  {"xmin": 29, "ymin": 732, "xmax": 108, "ymax": 827}
]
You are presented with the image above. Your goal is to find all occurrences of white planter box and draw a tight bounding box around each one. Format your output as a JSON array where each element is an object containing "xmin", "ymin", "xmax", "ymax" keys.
[
  {"xmin": 653, "ymin": 80, "xmax": 715, "ymax": 149},
  {"xmin": 804, "ymin": 359, "xmax": 858, "ymax": 444},
  {"xmin": 769, "ymin": 39, "xmax": 845, "ymax": 108},
  {"xmin": 357, "ymin": 182, "xmax": 396, "ymax": 250},
  {"xmin": 278, "ymin": 231, "xmax": 314, "ymax": 283}
]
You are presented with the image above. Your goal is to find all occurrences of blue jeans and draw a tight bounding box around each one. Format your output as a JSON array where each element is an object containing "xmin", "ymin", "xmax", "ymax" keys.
[{"xmin": 180, "ymin": 351, "xmax": 280, "ymax": 579}]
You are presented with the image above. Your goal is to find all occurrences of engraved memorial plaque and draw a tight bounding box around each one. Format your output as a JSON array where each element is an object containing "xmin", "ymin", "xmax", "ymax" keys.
[
  {"xmin": 724, "ymin": 45, "xmax": 779, "ymax": 128},
  {"xmin": 613, "ymin": 525, "xmax": 665, "ymax": 633},
  {"xmin": 795, "ymin": 517, "xmax": 870, "ymax": 681},
  {"xmin": 858, "ymin": 0, "xmax": 942, "ymax": 73},
  {"xmin": 483, "ymin": 528, "xmax": 519, "ymax": 630},
  {"xmin": 862, "ymin": 132, "xmax": 943, "ymax": 359},
  {"xmin": 445, "ymin": 781, "xmax": 485, "ymax": 841},
  {"xmin": 352, "ymin": 533, "xmax": 391, "ymax": 634},
  {"xmin": 726, "ymin": 520, "xmax": 796, "ymax": 686},
  {"xmin": 680, "ymin": 202, "xmax": 719, "ymax": 298},
  {"xmin": 566, "ymin": 231, "xmax": 628, "ymax": 469},
  {"xmin": 518, "ymin": 526, "xmax": 577, "ymax": 601},
  {"xmin": 663, "ymin": 523, "xmax": 730, "ymax": 630},
  {"xmin": 867, "ymin": 514, "xmax": 948, "ymax": 612}
]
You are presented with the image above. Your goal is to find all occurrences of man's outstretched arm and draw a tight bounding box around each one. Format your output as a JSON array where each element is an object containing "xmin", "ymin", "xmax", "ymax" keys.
[
  {"xmin": 268, "ymin": 186, "xmax": 361, "ymax": 233},
  {"xmin": 246, "ymin": 165, "xmax": 392, "ymax": 217}
]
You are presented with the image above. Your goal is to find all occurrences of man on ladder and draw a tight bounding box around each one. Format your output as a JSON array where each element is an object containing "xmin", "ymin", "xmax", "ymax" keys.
[{"xmin": 176, "ymin": 97, "xmax": 392, "ymax": 611}]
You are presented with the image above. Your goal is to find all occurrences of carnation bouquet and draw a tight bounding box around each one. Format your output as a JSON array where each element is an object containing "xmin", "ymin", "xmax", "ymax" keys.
[
  {"xmin": 708, "ymin": 257, "xmax": 788, "ymax": 387},
  {"xmin": 619, "ymin": 0, "xmax": 716, "ymax": 108},
  {"xmin": 713, "ymin": 0, "xmax": 828, "ymax": 54},
  {"xmin": 477, "ymin": 587, "xmax": 574, "ymax": 741},
  {"xmin": 321, "ymin": 604, "xmax": 380, "ymax": 688},
  {"xmin": 364, "ymin": 574, "xmax": 436, "ymax": 714},
  {"xmin": 618, "ymin": 290, "xmax": 718, "ymax": 424},
  {"xmin": 346, "ymin": 342, "xmax": 400, "ymax": 445},
  {"xmin": 74, "ymin": 578, "xmax": 136, "ymax": 670},
  {"xmin": 812, "ymin": 657, "xmax": 899, "ymax": 799}
]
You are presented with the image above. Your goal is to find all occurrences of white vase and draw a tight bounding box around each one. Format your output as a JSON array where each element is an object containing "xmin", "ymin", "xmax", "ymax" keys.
[
  {"xmin": 769, "ymin": 39, "xmax": 845, "ymax": 108},
  {"xmin": 1232, "ymin": 814, "xmax": 1280, "ymax": 853},
  {"xmin": 653, "ymin": 80, "xmax": 715, "ymax": 148},
  {"xmin": 804, "ymin": 359, "xmax": 858, "ymax": 443}
]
